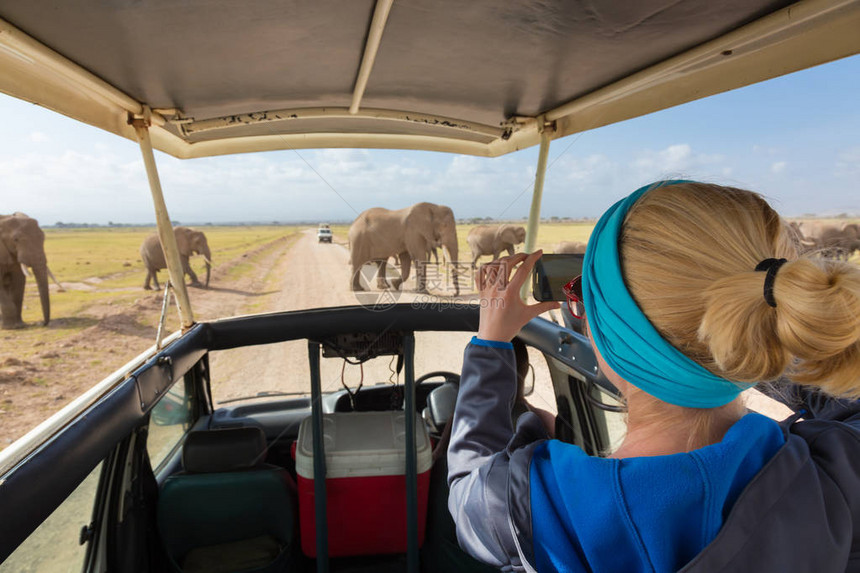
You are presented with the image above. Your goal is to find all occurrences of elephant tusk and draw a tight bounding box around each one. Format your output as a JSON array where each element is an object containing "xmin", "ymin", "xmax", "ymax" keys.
[
  {"xmin": 203, "ymin": 256, "xmax": 213, "ymax": 266},
  {"xmin": 20, "ymin": 264, "xmax": 30, "ymax": 277},
  {"xmin": 47, "ymin": 267, "xmax": 65, "ymax": 292}
]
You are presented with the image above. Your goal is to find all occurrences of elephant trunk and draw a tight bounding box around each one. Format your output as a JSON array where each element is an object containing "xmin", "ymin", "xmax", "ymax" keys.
[
  {"xmin": 202, "ymin": 246, "xmax": 211, "ymax": 287},
  {"xmin": 33, "ymin": 264, "xmax": 50, "ymax": 326},
  {"xmin": 443, "ymin": 234, "xmax": 460, "ymax": 296}
]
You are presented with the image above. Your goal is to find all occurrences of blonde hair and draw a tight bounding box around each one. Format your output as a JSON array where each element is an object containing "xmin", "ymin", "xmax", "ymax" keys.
[{"xmin": 620, "ymin": 182, "xmax": 860, "ymax": 400}]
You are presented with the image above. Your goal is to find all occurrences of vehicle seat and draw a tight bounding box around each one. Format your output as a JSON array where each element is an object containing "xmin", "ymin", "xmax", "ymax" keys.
[
  {"xmin": 422, "ymin": 383, "xmax": 502, "ymax": 572},
  {"xmin": 424, "ymin": 381, "xmax": 458, "ymax": 435},
  {"xmin": 425, "ymin": 381, "xmax": 528, "ymax": 435},
  {"xmin": 422, "ymin": 452, "xmax": 502, "ymax": 573},
  {"xmin": 157, "ymin": 427, "xmax": 296, "ymax": 573}
]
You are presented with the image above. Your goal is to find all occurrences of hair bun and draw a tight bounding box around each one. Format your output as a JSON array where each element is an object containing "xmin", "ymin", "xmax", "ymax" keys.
[
  {"xmin": 773, "ymin": 258, "xmax": 860, "ymax": 395},
  {"xmin": 700, "ymin": 258, "xmax": 860, "ymax": 396}
]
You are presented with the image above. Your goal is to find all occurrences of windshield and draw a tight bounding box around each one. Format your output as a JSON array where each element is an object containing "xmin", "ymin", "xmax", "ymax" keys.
[
  {"xmin": 0, "ymin": 55, "xmax": 858, "ymax": 446},
  {"xmin": 207, "ymin": 331, "xmax": 558, "ymax": 416}
]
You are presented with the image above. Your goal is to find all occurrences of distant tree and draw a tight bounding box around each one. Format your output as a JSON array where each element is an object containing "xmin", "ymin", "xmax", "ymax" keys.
[{"xmin": 55, "ymin": 222, "xmax": 65, "ymax": 228}]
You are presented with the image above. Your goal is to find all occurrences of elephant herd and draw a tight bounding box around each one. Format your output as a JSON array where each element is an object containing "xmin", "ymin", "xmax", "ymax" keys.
[
  {"xmin": 791, "ymin": 221, "xmax": 860, "ymax": 260},
  {"xmin": 5, "ymin": 207, "xmax": 858, "ymax": 328},
  {"xmin": 1, "ymin": 213, "xmax": 211, "ymax": 330},
  {"xmin": 347, "ymin": 202, "xmax": 529, "ymax": 295}
]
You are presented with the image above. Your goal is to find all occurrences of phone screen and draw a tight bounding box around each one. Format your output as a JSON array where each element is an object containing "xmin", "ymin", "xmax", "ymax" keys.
[{"xmin": 532, "ymin": 253, "xmax": 585, "ymax": 301}]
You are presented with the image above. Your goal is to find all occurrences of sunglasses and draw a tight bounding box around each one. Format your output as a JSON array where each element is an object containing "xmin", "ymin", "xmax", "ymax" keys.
[{"xmin": 562, "ymin": 275, "xmax": 585, "ymax": 319}]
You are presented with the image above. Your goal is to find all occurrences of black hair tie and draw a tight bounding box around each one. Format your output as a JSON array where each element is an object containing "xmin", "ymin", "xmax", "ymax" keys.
[{"xmin": 754, "ymin": 258, "xmax": 788, "ymax": 308}]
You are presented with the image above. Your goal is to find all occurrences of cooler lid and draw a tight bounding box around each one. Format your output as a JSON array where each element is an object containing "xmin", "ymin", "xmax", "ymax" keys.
[{"xmin": 296, "ymin": 411, "xmax": 433, "ymax": 479}]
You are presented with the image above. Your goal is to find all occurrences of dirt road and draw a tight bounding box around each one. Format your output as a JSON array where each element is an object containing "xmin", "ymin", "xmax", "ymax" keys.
[{"xmin": 208, "ymin": 231, "xmax": 559, "ymax": 417}]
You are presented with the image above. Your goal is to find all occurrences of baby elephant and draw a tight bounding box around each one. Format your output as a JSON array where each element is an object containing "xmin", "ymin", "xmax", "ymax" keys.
[
  {"xmin": 467, "ymin": 224, "xmax": 526, "ymax": 266},
  {"xmin": 140, "ymin": 227, "xmax": 211, "ymax": 290}
]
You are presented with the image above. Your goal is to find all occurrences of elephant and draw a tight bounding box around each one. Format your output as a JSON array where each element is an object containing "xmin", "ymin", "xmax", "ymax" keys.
[
  {"xmin": 349, "ymin": 202, "xmax": 459, "ymax": 295},
  {"xmin": 816, "ymin": 223, "xmax": 860, "ymax": 260},
  {"xmin": 794, "ymin": 221, "xmax": 860, "ymax": 260},
  {"xmin": 140, "ymin": 227, "xmax": 211, "ymax": 290},
  {"xmin": 843, "ymin": 223, "xmax": 860, "ymax": 258},
  {"xmin": 466, "ymin": 224, "xmax": 526, "ymax": 266},
  {"xmin": 785, "ymin": 221, "xmax": 816, "ymax": 253},
  {"xmin": 0, "ymin": 213, "xmax": 50, "ymax": 329},
  {"xmin": 555, "ymin": 240, "xmax": 587, "ymax": 254},
  {"xmin": 392, "ymin": 241, "xmax": 440, "ymax": 267}
]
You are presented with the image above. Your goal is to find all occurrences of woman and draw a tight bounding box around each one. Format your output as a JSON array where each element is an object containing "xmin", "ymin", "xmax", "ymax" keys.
[{"xmin": 448, "ymin": 181, "xmax": 860, "ymax": 572}]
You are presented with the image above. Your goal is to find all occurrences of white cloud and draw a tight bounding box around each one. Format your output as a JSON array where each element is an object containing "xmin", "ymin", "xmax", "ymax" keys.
[
  {"xmin": 631, "ymin": 144, "xmax": 725, "ymax": 176},
  {"xmin": 28, "ymin": 131, "xmax": 49, "ymax": 143},
  {"xmin": 770, "ymin": 161, "xmax": 787, "ymax": 174},
  {"xmin": 836, "ymin": 146, "xmax": 860, "ymax": 177}
]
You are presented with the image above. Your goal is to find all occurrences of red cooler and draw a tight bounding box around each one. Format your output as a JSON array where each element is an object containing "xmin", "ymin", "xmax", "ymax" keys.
[{"xmin": 295, "ymin": 411, "xmax": 433, "ymax": 557}]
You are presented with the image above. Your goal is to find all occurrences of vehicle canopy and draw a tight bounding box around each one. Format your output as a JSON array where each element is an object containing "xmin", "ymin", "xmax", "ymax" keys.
[{"xmin": 2, "ymin": 0, "xmax": 858, "ymax": 160}]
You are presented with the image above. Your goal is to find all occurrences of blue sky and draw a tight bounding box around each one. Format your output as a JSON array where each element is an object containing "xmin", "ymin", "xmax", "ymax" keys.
[{"xmin": 1, "ymin": 54, "xmax": 858, "ymax": 225}]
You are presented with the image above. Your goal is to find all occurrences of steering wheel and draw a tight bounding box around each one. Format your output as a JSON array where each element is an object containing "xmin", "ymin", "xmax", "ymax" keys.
[{"xmin": 415, "ymin": 371, "xmax": 460, "ymax": 386}]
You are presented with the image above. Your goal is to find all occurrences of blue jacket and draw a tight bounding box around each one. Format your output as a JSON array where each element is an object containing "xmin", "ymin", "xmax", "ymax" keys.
[{"xmin": 448, "ymin": 340, "xmax": 860, "ymax": 572}]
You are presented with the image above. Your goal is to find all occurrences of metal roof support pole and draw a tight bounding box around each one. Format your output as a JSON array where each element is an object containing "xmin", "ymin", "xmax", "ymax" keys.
[
  {"xmin": 402, "ymin": 333, "xmax": 419, "ymax": 573},
  {"xmin": 521, "ymin": 119, "xmax": 553, "ymax": 299},
  {"xmin": 349, "ymin": 0, "xmax": 395, "ymax": 114},
  {"xmin": 308, "ymin": 341, "xmax": 329, "ymax": 573},
  {"xmin": 131, "ymin": 112, "xmax": 195, "ymax": 329}
]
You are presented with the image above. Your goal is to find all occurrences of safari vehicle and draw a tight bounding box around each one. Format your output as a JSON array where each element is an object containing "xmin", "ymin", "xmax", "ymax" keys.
[
  {"xmin": 1, "ymin": 2, "xmax": 858, "ymax": 572},
  {"xmin": 318, "ymin": 225, "xmax": 333, "ymax": 243}
]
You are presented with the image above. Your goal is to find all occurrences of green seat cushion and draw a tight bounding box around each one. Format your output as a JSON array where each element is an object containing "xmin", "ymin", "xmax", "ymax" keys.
[
  {"xmin": 182, "ymin": 534, "xmax": 282, "ymax": 573},
  {"xmin": 158, "ymin": 470, "xmax": 294, "ymax": 565}
]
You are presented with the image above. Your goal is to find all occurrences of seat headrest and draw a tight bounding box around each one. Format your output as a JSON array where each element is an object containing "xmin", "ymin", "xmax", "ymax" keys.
[{"xmin": 182, "ymin": 427, "xmax": 267, "ymax": 473}]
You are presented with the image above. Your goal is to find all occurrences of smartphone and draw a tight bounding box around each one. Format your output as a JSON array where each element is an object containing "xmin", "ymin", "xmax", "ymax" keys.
[{"xmin": 532, "ymin": 253, "xmax": 584, "ymax": 302}]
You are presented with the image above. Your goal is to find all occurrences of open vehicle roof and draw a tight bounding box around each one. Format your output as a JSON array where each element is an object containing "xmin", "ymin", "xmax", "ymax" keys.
[{"xmin": 1, "ymin": 0, "xmax": 859, "ymax": 159}]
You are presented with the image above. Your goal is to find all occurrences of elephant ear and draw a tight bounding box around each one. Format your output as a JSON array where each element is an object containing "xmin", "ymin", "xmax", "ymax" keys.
[
  {"xmin": 418, "ymin": 204, "xmax": 440, "ymax": 243},
  {"xmin": 173, "ymin": 227, "xmax": 190, "ymax": 254},
  {"xmin": 496, "ymin": 224, "xmax": 515, "ymax": 244}
]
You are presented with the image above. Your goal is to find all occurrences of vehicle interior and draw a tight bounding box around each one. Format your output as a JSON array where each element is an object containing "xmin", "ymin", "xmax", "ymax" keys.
[
  {"xmin": 1, "ymin": 304, "xmax": 619, "ymax": 573},
  {"xmin": 0, "ymin": 1, "xmax": 858, "ymax": 572}
]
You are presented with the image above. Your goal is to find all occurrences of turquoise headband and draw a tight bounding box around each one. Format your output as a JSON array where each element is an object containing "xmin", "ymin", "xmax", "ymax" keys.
[{"xmin": 582, "ymin": 180, "xmax": 751, "ymax": 408}]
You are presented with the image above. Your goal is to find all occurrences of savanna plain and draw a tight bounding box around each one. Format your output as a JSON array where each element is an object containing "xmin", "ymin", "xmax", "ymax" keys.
[{"xmin": 1, "ymin": 220, "xmax": 853, "ymax": 448}]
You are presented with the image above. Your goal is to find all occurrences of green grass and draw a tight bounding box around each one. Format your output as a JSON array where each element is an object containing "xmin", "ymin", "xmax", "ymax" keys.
[
  {"xmin": 43, "ymin": 226, "xmax": 298, "ymax": 289},
  {"xmin": 19, "ymin": 226, "xmax": 300, "ymax": 331}
]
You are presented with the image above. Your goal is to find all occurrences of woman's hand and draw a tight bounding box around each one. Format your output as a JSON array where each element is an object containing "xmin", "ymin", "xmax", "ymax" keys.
[{"xmin": 476, "ymin": 251, "xmax": 560, "ymax": 343}]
